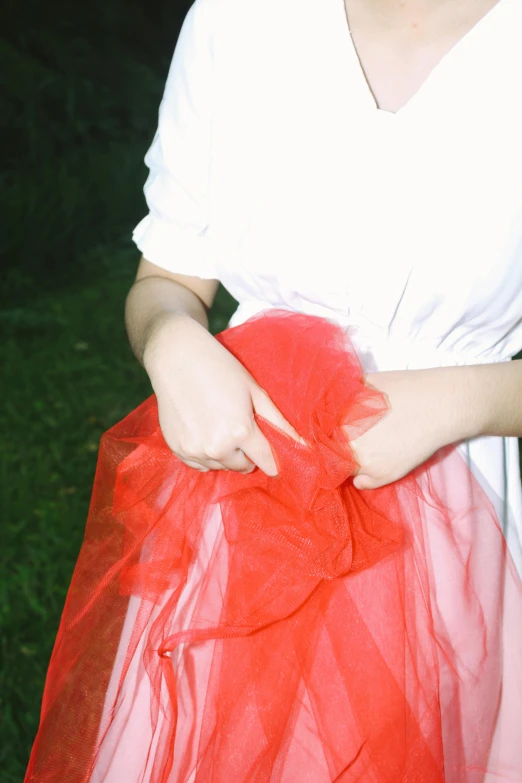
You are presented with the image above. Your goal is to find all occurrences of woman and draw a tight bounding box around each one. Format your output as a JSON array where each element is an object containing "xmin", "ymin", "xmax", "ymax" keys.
[{"xmin": 25, "ymin": 0, "xmax": 522, "ymax": 781}]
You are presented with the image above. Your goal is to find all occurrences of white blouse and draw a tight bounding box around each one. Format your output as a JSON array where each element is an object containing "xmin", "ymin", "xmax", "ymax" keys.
[{"xmin": 132, "ymin": 0, "xmax": 522, "ymax": 567}]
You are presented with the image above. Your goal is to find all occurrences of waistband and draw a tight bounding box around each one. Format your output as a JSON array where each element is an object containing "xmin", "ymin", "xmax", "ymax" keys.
[{"xmin": 228, "ymin": 302, "xmax": 511, "ymax": 372}]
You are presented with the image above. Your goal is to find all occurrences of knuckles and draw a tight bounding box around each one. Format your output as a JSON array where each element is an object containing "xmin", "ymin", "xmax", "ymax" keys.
[
  {"xmin": 176, "ymin": 426, "xmax": 252, "ymax": 463},
  {"xmin": 228, "ymin": 422, "xmax": 252, "ymax": 441},
  {"xmin": 158, "ymin": 402, "xmax": 255, "ymax": 466},
  {"xmin": 203, "ymin": 443, "xmax": 227, "ymax": 461}
]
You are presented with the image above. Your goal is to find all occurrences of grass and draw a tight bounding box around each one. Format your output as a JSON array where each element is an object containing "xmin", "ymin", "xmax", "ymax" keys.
[
  {"xmin": 0, "ymin": 6, "xmax": 229, "ymax": 772},
  {"xmin": 0, "ymin": 265, "xmax": 237, "ymax": 781},
  {"xmin": 0, "ymin": 4, "xmax": 230, "ymax": 774}
]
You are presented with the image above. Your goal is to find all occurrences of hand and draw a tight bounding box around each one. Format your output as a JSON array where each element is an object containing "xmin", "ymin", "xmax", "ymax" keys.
[
  {"xmin": 144, "ymin": 314, "xmax": 305, "ymax": 476},
  {"xmin": 349, "ymin": 367, "xmax": 471, "ymax": 490}
]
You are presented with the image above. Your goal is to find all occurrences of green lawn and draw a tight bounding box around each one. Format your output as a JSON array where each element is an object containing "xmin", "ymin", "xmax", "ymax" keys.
[
  {"xmin": 0, "ymin": 264, "xmax": 236, "ymax": 782},
  {"xmin": 0, "ymin": 6, "xmax": 216, "ymax": 774}
]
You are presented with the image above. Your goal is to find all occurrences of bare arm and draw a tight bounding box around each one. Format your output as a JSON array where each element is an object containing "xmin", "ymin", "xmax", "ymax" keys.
[
  {"xmin": 124, "ymin": 256, "xmax": 304, "ymax": 476},
  {"xmin": 466, "ymin": 359, "xmax": 522, "ymax": 438},
  {"xmin": 125, "ymin": 256, "xmax": 219, "ymax": 366},
  {"xmin": 351, "ymin": 361, "xmax": 522, "ymax": 490}
]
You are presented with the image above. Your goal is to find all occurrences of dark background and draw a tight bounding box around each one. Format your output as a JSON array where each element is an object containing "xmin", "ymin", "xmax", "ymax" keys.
[{"xmin": 1, "ymin": 2, "xmax": 235, "ymax": 778}]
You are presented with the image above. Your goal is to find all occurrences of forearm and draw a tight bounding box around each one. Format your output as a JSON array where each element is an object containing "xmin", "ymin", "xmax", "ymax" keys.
[
  {"xmin": 462, "ymin": 359, "xmax": 522, "ymax": 439},
  {"xmin": 353, "ymin": 358, "xmax": 522, "ymax": 489},
  {"xmin": 365, "ymin": 359, "xmax": 522, "ymax": 447},
  {"xmin": 125, "ymin": 275, "xmax": 210, "ymax": 368}
]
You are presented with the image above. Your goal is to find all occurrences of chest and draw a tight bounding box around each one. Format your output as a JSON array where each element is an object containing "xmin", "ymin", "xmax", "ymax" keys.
[
  {"xmin": 343, "ymin": 0, "xmax": 506, "ymax": 114},
  {"xmin": 210, "ymin": 0, "xmax": 522, "ymax": 304}
]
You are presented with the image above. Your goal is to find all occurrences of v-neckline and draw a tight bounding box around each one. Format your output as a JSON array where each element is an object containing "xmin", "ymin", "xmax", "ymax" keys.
[{"xmin": 339, "ymin": 0, "xmax": 512, "ymax": 119}]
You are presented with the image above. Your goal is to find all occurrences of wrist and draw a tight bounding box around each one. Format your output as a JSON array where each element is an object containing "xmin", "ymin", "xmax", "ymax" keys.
[{"xmin": 143, "ymin": 312, "xmax": 208, "ymax": 381}]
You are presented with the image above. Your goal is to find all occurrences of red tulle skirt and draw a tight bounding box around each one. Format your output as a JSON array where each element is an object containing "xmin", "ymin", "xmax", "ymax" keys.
[{"xmin": 25, "ymin": 311, "xmax": 522, "ymax": 783}]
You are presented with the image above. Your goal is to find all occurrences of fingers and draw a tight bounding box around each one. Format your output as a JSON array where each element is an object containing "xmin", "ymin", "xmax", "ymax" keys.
[
  {"xmin": 221, "ymin": 448, "xmax": 256, "ymax": 473},
  {"xmin": 251, "ymin": 387, "xmax": 307, "ymax": 446},
  {"xmin": 178, "ymin": 447, "xmax": 255, "ymax": 474},
  {"xmin": 352, "ymin": 474, "xmax": 371, "ymax": 490},
  {"xmin": 182, "ymin": 460, "xmax": 210, "ymax": 472},
  {"xmin": 177, "ymin": 421, "xmax": 277, "ymax": 477},
  {"xmin": 240, "ymin": 420, "xmax": 279, "ymax": 476},
  {"xmin": 159, "ymin": 407, "xmax": 256, "ymax": 474},
  {"xmin": 163, "ymin": 386, "xmax": 304, "ymax": 477},
  {"xmin": 240, "ymin": 387, "xmax": 307, "ymax": 476}
]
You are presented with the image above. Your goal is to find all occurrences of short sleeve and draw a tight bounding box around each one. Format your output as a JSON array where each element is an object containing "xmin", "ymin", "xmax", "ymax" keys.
[{"xmin": 132, "ymin": 0, "xmax": 218, "ymax": 279}]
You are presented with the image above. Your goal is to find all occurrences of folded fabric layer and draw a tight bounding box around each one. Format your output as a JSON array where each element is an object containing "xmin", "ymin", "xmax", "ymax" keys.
[{"xmin": 25, "ymin": 310, "xmax": 522, "ymax": 783}]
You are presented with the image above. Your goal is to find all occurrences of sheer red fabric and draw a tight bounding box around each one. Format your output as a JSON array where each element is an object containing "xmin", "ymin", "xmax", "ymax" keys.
[{"xmin": 25, "ymin": 311, "xmax": 522, "ymax": 783}]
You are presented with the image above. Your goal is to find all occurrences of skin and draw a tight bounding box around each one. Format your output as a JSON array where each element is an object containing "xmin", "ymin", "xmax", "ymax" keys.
[
  {"xmin": 126, "ymin": 0, "xmax": 522, "ymax": 488},
  {"xmin": 352, "ymin": 362, "xmax": 522, "ymax": 489},
  {"xmin": 343, "ymin": 0, "xmax": 504, "ymax": 114},
  {"xmin": 126, "ymin": 260, "xmax": 305, "ymax": 477}
]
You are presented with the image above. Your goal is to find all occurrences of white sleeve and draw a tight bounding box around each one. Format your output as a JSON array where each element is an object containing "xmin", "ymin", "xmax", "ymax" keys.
[{"xmin": 132, "ymin": 0, "xmax": 218, "ymax": 279}]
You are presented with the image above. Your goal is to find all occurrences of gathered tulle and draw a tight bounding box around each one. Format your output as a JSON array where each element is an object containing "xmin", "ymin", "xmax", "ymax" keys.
[{"xmin": 25, "ymin": 310, "xmax": 522, "ymax": 783}]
